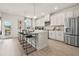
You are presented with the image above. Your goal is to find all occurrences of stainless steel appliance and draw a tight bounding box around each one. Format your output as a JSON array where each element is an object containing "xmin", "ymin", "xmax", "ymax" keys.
[{"xmin": 64, "ymin": 17, "xmax": 79, "ymax": 46}]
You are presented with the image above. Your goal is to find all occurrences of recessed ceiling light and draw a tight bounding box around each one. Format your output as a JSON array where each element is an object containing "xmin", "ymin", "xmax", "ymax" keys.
[
  {"xmin": 33, "ymin": 16, "xmax": 37, "ymax": 18},
  {"xmin": 54, "ymin": 7, "xmax": 58, "ymax": 10}
]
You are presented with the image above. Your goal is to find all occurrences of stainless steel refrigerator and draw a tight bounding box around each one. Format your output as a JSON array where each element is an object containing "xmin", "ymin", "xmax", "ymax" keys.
[{"xmin": 64, "ymin": 17, "xmax": 79, "ymax": 46}]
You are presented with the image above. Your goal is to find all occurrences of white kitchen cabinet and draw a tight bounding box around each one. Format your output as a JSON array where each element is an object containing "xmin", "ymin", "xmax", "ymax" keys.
[
  {"xmin": 55, "ymin": 14, "xmax": 60, "ymax": 25},
  {"xmin": 49, "ymin": 30, "xmax": 64, "ymax": 41},
  {"xmin": 59, "ymin": 13, "xmax": 65, "ymax": 25},
  {"xmin": 56, "ymin": 31, "xmax": 64, "ymax": 41},
  {"xmin": 49, "ymin": 31, "xmax": 51, "ymax": 39},
  {"xmin": 73, "ymin": 6, "xmax": 79, "ymax": 17},
  {"xmin": 35, "ymin": 18, "xmax": 45, "ymax": 26},
  {"xmin": 45, "ymin": 14, "xmax": 50, "ymax": 21},
  {"xmin": 50, "ymin": 16, "xmax": 53, "ymax": 25},
  {"xmin": 49, "ymin": 31, "xmax": 56, "ymax": 40},
  {"xmin": 52, "ymin": 31, "xmax": 56, "ymax": 40},
  {"xmin": 65, "ymin": 9, "xmax": 74, "ymax": 18},
  {"xmin": 49, "ymin": 31, "xmax": 52, "ymax": 39},
  {"xmin": 51, "ymin": 31, "xmax": 56, "ymax": 40},
  {"xmin": 36, "ymin": 19, "xmax": 40, "ymax": 26},
  {"xmin": 51, "ymin": 15, "xmax": 56, "ymax": 25},
  {"xmin": 51, "ymin": 12, "xmax": 65, "ymax": 26},
  {"xmin": 56, "ymin": 13, "xmax": 63, "ymax": 25},
  {"xmin": 54, "ymin": 14, "xmax": 57, "ymax": 25}
]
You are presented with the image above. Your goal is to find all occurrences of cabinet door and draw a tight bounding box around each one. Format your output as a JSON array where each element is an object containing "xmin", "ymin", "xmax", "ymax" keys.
[
  {"xmin": 61, "ymin": 31, "xmax": 64, "ymax": 41},
  {"xmin": 56, "ymin": 31, "xmax": 64, "ymax": 41},
  {"xmin": 55, "ymin": 14, "xmax": 59, "ymax": 25},
  {"xmin": 73, "ymin": 7, "xmax": 79, "ymax": 17},
  {"xmin": 56, "ymin": 13, "xmax": 62, "ymax": 25},
  {"xmin": 65, "ymin": 9, "xmax": 74, "ymax": 18},
  {"xmin": 49, "ymin": 31, "xmax": 51, "ymax": 38},
  {"xmin": 53, "ymin": 15, "xmax": 56, "ymax": 25},
  {"xmin": 49, "ymin": 31, "xmax": 56, "ymax": 40},
  {"xmin": 60, "ymin": 13, "xmax": 65, "ymax": 25},
  {"xmin": 52, "ymin": 31, "xmax": 56, "ymax": 40},
  {"xmin": 49, "ymin": 31, "xmax": 52, "ymax": 39},
  {"xmin": 51, "ymin": 16, "xmax": 55, "ymax": 25}
]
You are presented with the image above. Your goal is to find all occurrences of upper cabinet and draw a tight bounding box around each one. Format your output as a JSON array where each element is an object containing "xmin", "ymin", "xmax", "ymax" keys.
[
  {"xmin": 35, "ymin": 17, "xmax": 45, "ymax": 26},
  {"xmin": 35, "ymin": 19, "xmax": 41, "ymax": 26},
  {"xmin": 51, "ymin": 15, "xmax": 56, "ymax": 25},
  {"xmin": 35, "ymin": 14, "xmax": 50, "ymax": 27},
  {"xmin": 45, "ymin": 14, "xmax": 50, "ymax": 21},
  {"xmin": 55, "ymin": 14, "xmax": 59, "ymax": 25},
  {"xmin": 35, "ymin": 5, "xmax": 79, "ymax": 27},
  {"xmin": 51, "ymin": 12, "xmax": 65, "ymax": 26},
  {"xmin": 73, "ymin": 6, "xmax": 79, "ymax": 17},
  {"xmin": 59, "ymin": 13, "xmax": 65, "ymax": 25},
  {"xmin": 65, "ymin": 8, "xmax": 74, "ymax": 18},
  {"xmin": 56, "ymin": 13, "xmax": 65, "ymax": 25}
]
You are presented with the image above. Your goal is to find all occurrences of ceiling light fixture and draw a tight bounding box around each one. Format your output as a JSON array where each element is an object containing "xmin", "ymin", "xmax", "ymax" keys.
[
  {"xmin": 33, "ymin": 16, "xmax": 37, "ymax": 18},
  {"xmin": 54, "ymin": 7, "xmax": 58, "ymax": 10}
]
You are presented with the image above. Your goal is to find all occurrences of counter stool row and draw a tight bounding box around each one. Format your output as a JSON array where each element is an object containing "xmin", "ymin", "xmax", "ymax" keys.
[{"xmin": 18, "ymin": 30, "xmax": 37, "ymax": 55}]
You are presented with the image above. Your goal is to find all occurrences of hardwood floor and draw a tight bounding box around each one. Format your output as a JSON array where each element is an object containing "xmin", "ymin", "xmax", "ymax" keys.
[
  {"xmin": 29, "ymin": 39, "xmax": 79, "ymax": 56},
  {"xmin": 0, "ymin": 39, "xmax": 79, "ymax": 56},
  {"xmin": 0, "ymin": 39, "xmax": 25, "ymax": 56}
]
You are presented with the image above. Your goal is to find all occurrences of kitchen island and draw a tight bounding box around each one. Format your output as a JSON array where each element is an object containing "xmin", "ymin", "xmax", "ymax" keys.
[{"xmin": 31, "ymin": 30, "xmax": 48, "ymax": 50}]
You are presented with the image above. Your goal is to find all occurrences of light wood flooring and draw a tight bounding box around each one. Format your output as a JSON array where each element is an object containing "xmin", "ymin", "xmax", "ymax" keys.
[
  {"xmin": 0, "ymin": 39, "xmax": 25, "ymax": 56},
  {"xmin": 0, "ymin": 39, "xmax": 79, "ymax": 56}
]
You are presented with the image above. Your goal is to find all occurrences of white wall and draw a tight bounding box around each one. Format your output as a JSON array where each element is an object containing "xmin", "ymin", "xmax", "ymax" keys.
[{"xmin": 0, "ymin": 12, "xmax": 24, "ymax": 38}]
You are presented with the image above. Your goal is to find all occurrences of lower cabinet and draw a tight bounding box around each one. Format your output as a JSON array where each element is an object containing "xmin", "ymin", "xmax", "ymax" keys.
[
  {"xmin": 49, "ymin": 31, "xmax": 64, "ymax": 42},
  {"xmin": 49, "ymin": 31, "xmax": 56, "ymax": 40},
  {"xmin": 56, "ymin": 31, "xmax": 64, "ymax": 41},
  {"xmin": 49, "ymin": 31, "xmax": 52, "ymax": 39}
]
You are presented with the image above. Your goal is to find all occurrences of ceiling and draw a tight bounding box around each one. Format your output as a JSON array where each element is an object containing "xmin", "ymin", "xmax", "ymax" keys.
[{"xmin": 0, "ymin": 3, "xmax": 78, "ymax": 18}]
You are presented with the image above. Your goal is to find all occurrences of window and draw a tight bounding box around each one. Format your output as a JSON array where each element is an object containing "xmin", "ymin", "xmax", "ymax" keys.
[
  {"xmin": 4, "ymin": 21, "xmax": 11, "ymax": 36},
  {"xmin": 24, "ymin": 17, "xmax": 32, "ymax": 29}
]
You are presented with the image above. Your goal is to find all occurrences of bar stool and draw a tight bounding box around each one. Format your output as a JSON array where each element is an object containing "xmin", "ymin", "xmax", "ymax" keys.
[
  {"xmin": 18, "ymin": 32, "xmax": 23, "ymax": 44},
  {"xmin": 18, "ymin": 30, "xmax": 37, "ymax": 55},
  {"xmin": 24, "ymin": 33, "xmax": 37, "ymax": 55}
]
